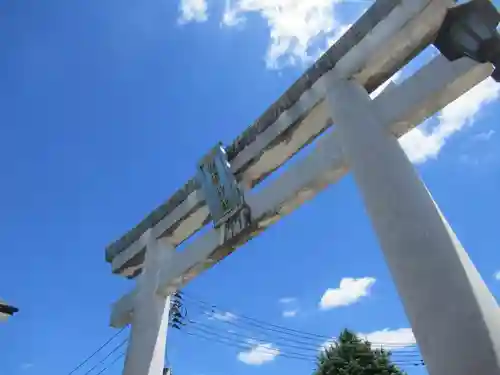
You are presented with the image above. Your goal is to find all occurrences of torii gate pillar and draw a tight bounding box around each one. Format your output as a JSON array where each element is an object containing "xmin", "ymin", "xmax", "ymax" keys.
[
  {"xmin": 122, "ymin": 230, "xmax": 173, "ymax": 375},
  {"xmin": 327, "ymin": 79, "xmax": 500, "ymax": 375}
]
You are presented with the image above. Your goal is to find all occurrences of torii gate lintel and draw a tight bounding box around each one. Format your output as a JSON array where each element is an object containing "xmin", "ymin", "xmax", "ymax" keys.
[{"xmin": 104, "ymin": 1, "xmax": 500, "ymax": 375}]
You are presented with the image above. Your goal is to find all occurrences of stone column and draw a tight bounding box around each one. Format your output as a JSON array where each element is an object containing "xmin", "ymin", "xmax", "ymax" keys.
[
  {"xmin": 326, "ymin": 78, "xmax": 500, "ymax": 375},
  {"xmin": 122, "ymin": 231, "xmax": 173, "ymax": 375}
]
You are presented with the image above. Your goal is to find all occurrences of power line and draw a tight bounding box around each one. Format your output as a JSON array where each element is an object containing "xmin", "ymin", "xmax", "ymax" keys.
[
  {"xmin": 187, "ymin": 323, "xmax": 319, "ymax": 358},
  {"xmin": 62, "ymin": 290, "xmax": 421, "ymax": 375},
  {"xmin": 61, "ymin": 292, "xmax": 175, "ymax": 375},
  {"xmin": 81, "ymin": 339, "xmax": 128, "ymax": 375},
  {"xmin": 190, "ymin": 305, "xmax": 330, "ymax": 347},
  {"xmin": 180, "ymin": 327, "xmax": 425, "ymax": 367},
  {"xmin": 187, "ymin": 318, "xmax": 421, "ymax": 360},
  {"xmin": 181, "ymin": 329, "xmax": 315, "ymax": 363},
  {"xmin": 179, "ymin": 291, "xmax": 424, "ymax": 365},
  {"xmin": 186, "ymin": 303, "xmax": 420, "ymax": 355},
  {"xmin": 186, "ymin": 323, "xmax": 422, "ymax": 363},
  {"xmin": 184, "ymin": 331, "xmax": 423, "ymax": 367},
  {"xmin": 181, "ymin": 292, "xmax": 419, "ymax": 349},
  {"xmin": 66, "ymin": 328, "xmax": 126, "ymax": 375},
  {"xmin": 94, "ymin": 351, "xmax": 126, "ymax": 375},
  {"xmin": 182, "ymin": 292, "xmax": 332, "ymax": 341}
]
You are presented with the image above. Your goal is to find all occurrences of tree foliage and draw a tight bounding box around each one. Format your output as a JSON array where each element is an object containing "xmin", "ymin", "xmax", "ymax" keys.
[{"xmin": 315, "ymin": 329, "xmax": 406, "ymax": 375}]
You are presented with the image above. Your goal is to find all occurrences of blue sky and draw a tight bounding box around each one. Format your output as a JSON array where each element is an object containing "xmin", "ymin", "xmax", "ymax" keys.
[{"xmin": 0, "ymin": 0, "xmax": 499, "ymax": 375}]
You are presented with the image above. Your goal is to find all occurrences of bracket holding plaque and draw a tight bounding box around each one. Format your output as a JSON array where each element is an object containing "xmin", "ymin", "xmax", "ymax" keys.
[
  {"xmin": 434, "ymin": 0, "xmax": 500, "ymax": 81},
  {"xmin": 197, "ymin": 143, "xmax": 249, "ymax": 229}
]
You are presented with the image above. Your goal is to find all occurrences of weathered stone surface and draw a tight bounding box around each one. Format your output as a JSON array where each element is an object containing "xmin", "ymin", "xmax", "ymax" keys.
[{"xmin": 105, "ymin": 0, "xmax": 408, "ymax": 263}]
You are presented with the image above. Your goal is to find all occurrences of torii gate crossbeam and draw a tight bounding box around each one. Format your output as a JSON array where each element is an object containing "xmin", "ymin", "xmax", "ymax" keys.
[{"xmin": 103, "ymin": 1, "xmax": 500, "ymax": 375}]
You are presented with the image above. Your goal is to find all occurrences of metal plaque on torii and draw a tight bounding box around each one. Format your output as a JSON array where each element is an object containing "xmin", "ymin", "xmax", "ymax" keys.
[{"xmin": 197, "ymin": 144, "xmax": 246, "ymax": 228}]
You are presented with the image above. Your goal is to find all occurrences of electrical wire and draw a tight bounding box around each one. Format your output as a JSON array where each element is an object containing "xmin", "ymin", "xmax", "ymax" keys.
[
  {"xmin": 186, "ymin": 323, "xmax": 422, "ymax": 364},
  {"xmin": 186, "ymin": 303, "xmax": 420, "ymax": 355},
  {"xmin": 177, "ymin": 291, "xmax": 424, "ymax": 367},
  {"xmin": 181, "ymin": 293, "xmax": 419, "ymax": 351},
  {"xmin": 94, "ymin": 352, "xmax": 126, "ymax": 375},
  {"xmin": 180, "ymin": 327, "xmax": 425, "ymax": 367},
  {"xmin": 182, "ymin": 293, "xmax": 332, "ymax": 340},
  {"xmin": 61, "ymin": 288, "xmax": 423, "ymax": 375},
  {"xmin": 185, "ymin": 318, "xmax": 421, "ymax": 359},
  {"xmin": 188, "ymin": 323, "xmax": 319, "ymax": 358},
  {"xmin": 182, "ymin": 329, "xmax": 315, "ymax": 363},
  {"xmin": 66, "ymin": 328, "xmax": 126, "ymax": 375},
  {"xmin": 81, "ymin": 339, "xmax": 128, "ymax": 375}
]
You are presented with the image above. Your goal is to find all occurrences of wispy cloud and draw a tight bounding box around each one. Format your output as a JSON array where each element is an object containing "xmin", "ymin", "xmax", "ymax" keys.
[
  {"xmin": 494, "ymin": 271, "xmax": 500, "ymax": 280},
  {"xmin": 178, "ymin": 0, "xmax": 208, "ymax": 24},
  {"xmin": 279, "ymin": 297, "xmax": 296, "ymax": 304},
  {"xmin": 177, "ymin": 0, "xmax": 498, "ymax": 155},
  {"xmin": 279, "ymin": 297, "xmax": 299, "ymax": 317},
  {"xmin": 321, "ymin": 328, "xmax": 416, "ymax": 352},
  {"xmin": 399, "ymin": 77, "xmax": 500, "ymax": 164},
  {"xmin": 319, "ymin": 277, "xmax": 376, "ymax": 310},
  {"xmin": 473, "ymin": 129, "xmax": 495, "ymax": 142},
  {"xmin": 237, "ymin": 340, "xmax": 280, "ymax": 365},
  {"xmin": 221, "ymin": 0, "xmax": 350, "ymax": 69},
  {"xmin": 179, "ymin": 1, "xmax": 370, "ymax": 69},
  {"xmin": 282, "ymin": 309, "xmax": 298, "ymax": 318},
  {"xmin": 207, "ymin": 311, "xmax": 238, "ymax": 322},
  {"xmin": 321, "ymin": 338, "xmax": 335, "ymax": 351},
  {"xmin": 359, "ymin": 328, "xmax": 416, "ymax": 349},
  {"xmin": 322, "ymin": 23, "xmax": 353, "ymax": 56}
]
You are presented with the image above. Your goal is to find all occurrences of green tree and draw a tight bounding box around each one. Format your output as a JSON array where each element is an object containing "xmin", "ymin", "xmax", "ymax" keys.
[{"xmin": 315, "ymin": 329, "xmax": 406, "ymax": 375}]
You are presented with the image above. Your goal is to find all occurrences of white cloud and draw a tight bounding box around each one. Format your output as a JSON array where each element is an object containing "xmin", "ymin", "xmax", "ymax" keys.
[
  {"xmin": 325, "ymin": 23, "xmax": 352, "ymax": 48},
  {"xmin": 320, "ymin": 328, "xmax": 416, "ymax": 352},
  {"xmin": 474, "ymin": 129, "xmax": 495, "ymax": 142},
  {"xmin": 279, "ymin": 297, "xmax": 296, "ymax": 304},
  {"xmin": 222, "ymin": 0, "xmax": 243, "ymax": 27},
  {"xmin": 494, "ymin": 271, "xmax": 500, "ymax": 280},
  {"xmin": 318, "ymin": 22, "xmax": 352, "ymax": 60},
  {"xmin": 359, "ymin": 328, "xmax": 416, "ymax": 350},
  {"xmin": 237, "ymin": 341, "xmax": 280, "ymax": 365},
  {"xmin": 179, "ymin": 0, "xmax": 208, "ymax": 24},
  {"xmin": 180, "ymin": 0, "xmax": 368, "ymax": 68},
  {"xmin": 279, "ymin": 297, "xmax": 298, "ymax": 317},
  {"xmin": 282, "ymin": 309, "xmax": 298, "ymax": 318},
  {"xmin": 400, "ymin": 77, "xmax": 500, "ymax": 164},
  {"xmin": 207, "ymin": 311, "xmax": 238, "ymax": 321},
  {"xmin": 319, "ymin": 277, "xmax": 376, "ymax": 309},
  {"xmin": 222, "ymin": 0, "xmax": 348, "ymax": 69},
  {"xmin": 321, "ymin": 338, "xmax": 335, "ymax": 351}
]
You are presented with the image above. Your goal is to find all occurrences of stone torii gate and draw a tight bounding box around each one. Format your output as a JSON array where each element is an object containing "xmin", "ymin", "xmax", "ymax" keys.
[{"xmin": 104, "ymin": 1, "xmax": 500, "ymax": 375}]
